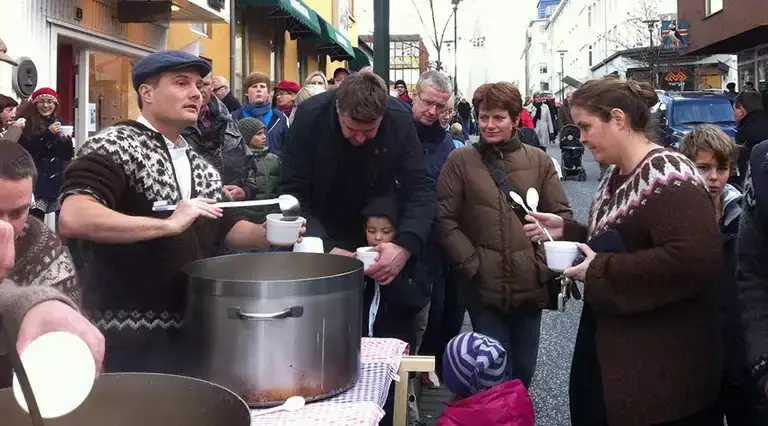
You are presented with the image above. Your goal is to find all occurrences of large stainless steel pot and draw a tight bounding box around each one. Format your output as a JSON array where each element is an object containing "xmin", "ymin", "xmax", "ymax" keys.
[
  {"xmin": 181, "ymin": 252, "xmax": 363, "ymax": 408},
  {"xmin": 0, "ymin": 373, "xmax": 252, "ymax": 425}
]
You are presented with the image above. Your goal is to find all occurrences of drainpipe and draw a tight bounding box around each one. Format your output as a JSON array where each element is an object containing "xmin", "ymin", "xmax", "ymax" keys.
[
  {"xmin": 373, "ymin": 0, "xmax": 389, "ymax": 82},
  {"xmin": 229, "ymin": 0, "xmax": 236, "ymax": 84}
]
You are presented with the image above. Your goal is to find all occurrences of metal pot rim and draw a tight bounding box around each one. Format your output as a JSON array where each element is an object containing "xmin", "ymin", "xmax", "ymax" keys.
[{"xmin": 183, "ymin": 252, "xmax": 363, "ymax": 283}]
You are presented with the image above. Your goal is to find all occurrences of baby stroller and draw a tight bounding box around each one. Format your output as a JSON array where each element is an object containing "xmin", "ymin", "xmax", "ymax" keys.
[{"xmin": 559, "ymin": 124, "xmax": 587, "ymax": 181}]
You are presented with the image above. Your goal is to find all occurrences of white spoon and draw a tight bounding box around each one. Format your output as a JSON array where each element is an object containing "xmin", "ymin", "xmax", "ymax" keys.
[
  {"xmin": 509, "ymin": 190, "xmax": 554, "ymax": 242},
  {"xmin": 526, "ymin": 187, "xmax": 540, "ymax": 213},
  {"xmin": 251, "ymin": 396, "xmax": 306, "ymax": 418}
]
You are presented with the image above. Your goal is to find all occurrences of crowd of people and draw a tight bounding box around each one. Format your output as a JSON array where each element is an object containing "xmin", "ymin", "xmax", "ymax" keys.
[{"xmin": 3, "ymin": 40, "xmax": 768, "ymax": 426}]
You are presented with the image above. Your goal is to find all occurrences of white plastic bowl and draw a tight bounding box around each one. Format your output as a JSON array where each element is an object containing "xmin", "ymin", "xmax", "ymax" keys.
[
  {"xmin": 356, "ymin": 247, "xmax": 379, "ymax": 270},
  {"xmin": 266, "ymin": 214, "xmax": 305, "ymax": 246},
  {"xmin": 293, "ymin": 236, "xmax": 324, "ymax": 253},
  {"xmin": 59, "ymin": 125, "xmax": 74, "ymax": 137},
  {"xmin": 13, "ymin": 331, "xmax": 96, "ymax": 419},
  {"xmin": 544, "ymin": 241, "xmax": 580, "ymax": 272}
]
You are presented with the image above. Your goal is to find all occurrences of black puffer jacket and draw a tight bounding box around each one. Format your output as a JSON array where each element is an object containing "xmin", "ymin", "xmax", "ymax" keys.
[
  {"xmin": 182, "ymin": 97, "xmax": 258, "ymax": 198},
  {"xmin": 738, "ymin": 139, "xmax": 768, "ymax": 387},
  {"xmin": 736, "ymin": 110, "xmax": 768, "ymax": 182}
]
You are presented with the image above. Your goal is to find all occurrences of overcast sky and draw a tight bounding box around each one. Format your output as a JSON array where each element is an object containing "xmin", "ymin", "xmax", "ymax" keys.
[{"xmin": 358, "ymin": 0, "xmax": 537, "ymax": 87}]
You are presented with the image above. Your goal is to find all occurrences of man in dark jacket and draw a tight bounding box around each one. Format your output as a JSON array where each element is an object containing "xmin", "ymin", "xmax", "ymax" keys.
[
  {"xmin": 182, "ymin": 73, "xmax": 256, "ymax": 201},
  {"xmin": 212, "ymin": 76, "xmax": 241, "ymax": 113},
  {"xmin": 456, "ymin": 97, "xmax": 472, "ymax": 137},
  {"xmin": 734, "ymin": 91, "xmax": 768, "ymax": 183},
  {"xmin": 738, "ymin": 138, "xmax": 768, "ymax": 408},
  {"xmin": 280, "ymin": 71, "xmax": 436, "ymax": 286},
  {"xmin": 408, "ymin": 71, "xmax": 455, "ymax": 386}
]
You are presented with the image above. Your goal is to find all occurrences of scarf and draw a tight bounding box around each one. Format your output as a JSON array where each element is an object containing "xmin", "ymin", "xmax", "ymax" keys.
[
  {"xmin": 241, "ymin": 100, "xmax": 273, "ymax": 122},
  {"xmin": 276, "ymin": 102, "xmax": 293, "ymax": 116},
  {"xmin": 477, "ymin": 134, "xmax": 522, "ymax": 156},
  {"xmin": 532, "ymin": 102, "xmax": 543, "ymax": 126}
]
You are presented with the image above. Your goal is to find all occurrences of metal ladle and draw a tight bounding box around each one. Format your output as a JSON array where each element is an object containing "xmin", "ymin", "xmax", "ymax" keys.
[
  {"xmin": 0, "ymin": 313, "xmax": 46, "ymax": 426},
  {"xmin": 153, "ymin": 194, "xmax": 301, "ymax": 221}
]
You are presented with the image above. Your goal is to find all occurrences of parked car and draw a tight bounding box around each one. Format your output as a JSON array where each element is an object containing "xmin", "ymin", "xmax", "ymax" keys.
[{"xmin": 652, "ymin": 91, "xmax": 737, "ymax": 149}]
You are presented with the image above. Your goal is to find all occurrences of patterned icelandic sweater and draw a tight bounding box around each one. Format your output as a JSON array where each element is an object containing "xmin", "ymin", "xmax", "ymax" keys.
[
  {"xmin": 9, "ymin": 216, "xmax": 79, "ymax": 302},
  {"xmin": 563, "ymin": 149, "xmax": 723, "ymax": 425},
  {"xmin": 60, "ymin": 121, "xmax": 239, "ymax": 359}
]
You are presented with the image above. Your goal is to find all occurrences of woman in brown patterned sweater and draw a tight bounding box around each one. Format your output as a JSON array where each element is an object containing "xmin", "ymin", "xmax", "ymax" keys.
[{"xmin": 526, "ymin": 78, "xmax": 723, "ymax": 425}]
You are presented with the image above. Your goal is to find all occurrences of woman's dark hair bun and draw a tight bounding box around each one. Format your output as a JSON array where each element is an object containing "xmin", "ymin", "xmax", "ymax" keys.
[{"xmin": 629, "ymin": 81, "xmax": 659, "ymax": 109}]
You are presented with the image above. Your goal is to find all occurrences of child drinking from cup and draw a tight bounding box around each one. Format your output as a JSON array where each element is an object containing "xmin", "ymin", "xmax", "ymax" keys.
[
  {"xmin": 438, "ymin": 332, "xmax": 534, "ymax": 426},
  {"xmin": 360, "ymin": 195, "xmax": 432, "ymax": 352}
]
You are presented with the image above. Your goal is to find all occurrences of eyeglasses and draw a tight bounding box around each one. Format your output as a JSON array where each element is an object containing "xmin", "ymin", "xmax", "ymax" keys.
[
  {"xmin": 416, "ymin": 93, "xmax": 448, "ymax": 112},
  {"xmin": 212, "ymin": 86, "xmax": 226, "ymax": 92}
]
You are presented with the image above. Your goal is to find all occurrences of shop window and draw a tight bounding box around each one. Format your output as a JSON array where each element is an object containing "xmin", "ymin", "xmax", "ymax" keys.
[
  {"xmin": 706, "ymin": 0, "xmax": 723, "ymax": 16},
  {"xmin": 88, "ymin": 51, "xmax": 139, "ymax": 137},
  {"xmin": 190, "ymin": 23, "xmax": 209, "ymax": 37},
  {"xmin": 739, "ymin": 65, "xmax": 756, "ymax": 90}
]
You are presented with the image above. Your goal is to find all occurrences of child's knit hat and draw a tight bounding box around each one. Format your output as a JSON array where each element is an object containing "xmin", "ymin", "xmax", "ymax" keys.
[{"xmin": 443, "ymin": 332, "xmax": 508, "ymax": 398}]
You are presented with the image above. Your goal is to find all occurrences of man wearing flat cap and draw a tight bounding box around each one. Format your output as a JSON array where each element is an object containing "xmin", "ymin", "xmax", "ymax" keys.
[{"xmin": 59, "ymin": 50, "xmax": 297, "ymax": 373}]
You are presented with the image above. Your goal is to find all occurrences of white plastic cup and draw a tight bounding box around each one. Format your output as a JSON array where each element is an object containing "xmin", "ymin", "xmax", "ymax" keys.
[
  {"xmin": 13, "ymin": 331, "xmax": 96, "ymax": 419},
  {"xmin": 293, "ymin": 236, "xmax": 324, "ymax": 253},
  {"xmin": 356, "ymin": 246, "xmax": 379, "ymax": 270},
  {"xmin": 544, "ymin": 241, "xmax": 580, "ymax": 272},
  {"xmin": 59, "ymin": 125, "xmax": 73, "ymax": 137},
  {"xmin": 266, "ymin": 214, "xmax": 305, "ymax": 246}
]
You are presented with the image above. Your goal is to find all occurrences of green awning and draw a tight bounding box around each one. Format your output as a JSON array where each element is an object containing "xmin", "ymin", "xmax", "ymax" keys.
[
  {"xmin": 348, "ymin": 47, "xmax": 372, "ymax": 71},
  {"xmin": 241, "ymin": 0, "xmax": 321, "ymax": 38},
  {"xmin": 316, "ymin": 18, "xmax": 355, "ymax": 61}
]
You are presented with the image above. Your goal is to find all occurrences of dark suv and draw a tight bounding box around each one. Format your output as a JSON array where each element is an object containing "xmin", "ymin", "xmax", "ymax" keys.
[{"xmin": 652, "ymin": 91, "xmax": 737, "ymax": 149}]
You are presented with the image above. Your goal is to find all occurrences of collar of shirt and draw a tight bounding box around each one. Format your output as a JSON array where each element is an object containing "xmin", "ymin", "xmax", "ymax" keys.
[{"xmin": 136, "ymin": 115, "xmax": 189, "ymax": 151}]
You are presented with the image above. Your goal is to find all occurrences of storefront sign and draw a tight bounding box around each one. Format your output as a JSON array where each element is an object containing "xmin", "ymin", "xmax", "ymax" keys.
[{"xmin": 665, "ymin": 71, "xmax": 688, "ymax": 82}]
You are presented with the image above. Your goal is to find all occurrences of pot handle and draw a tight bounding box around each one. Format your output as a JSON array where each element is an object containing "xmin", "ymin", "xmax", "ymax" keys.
[{"xmin": 228, "ymin": 306, "xmax": 304, "ymax": 320}]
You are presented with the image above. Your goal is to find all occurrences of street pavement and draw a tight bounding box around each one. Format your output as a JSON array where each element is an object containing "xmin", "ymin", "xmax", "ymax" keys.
[{"xmin": 419, "ymin": 142, "xmax": 602, "ymax": 426}]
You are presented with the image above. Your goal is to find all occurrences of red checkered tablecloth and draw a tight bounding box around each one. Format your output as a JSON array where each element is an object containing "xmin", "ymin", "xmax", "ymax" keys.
[{"xmin": 251, "ymin": 338, "xmax": 408, "ymax": 425}]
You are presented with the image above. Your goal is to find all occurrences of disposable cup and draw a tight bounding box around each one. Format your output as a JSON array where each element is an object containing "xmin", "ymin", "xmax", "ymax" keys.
[
  {"xmin": 544, "ymin": 241, "xmax": 580, "ymax": 272},
  {"xmin": 266, "ymin": 214, "xmax": 305, "ymax": 246},
  {"xmin": 13, "ymin": 331, "xmax": 96, "ymax": 419},
  {"xmin": 59, "ymin": 125, "xmax": 73, "ymax": 137},
  {"xmin": 293, "ymin": 236, "xmax": 323, "ymax": 253},
  {"xmin": 356, "ymin": 246, "xmax": 379, "ymax": 270}
]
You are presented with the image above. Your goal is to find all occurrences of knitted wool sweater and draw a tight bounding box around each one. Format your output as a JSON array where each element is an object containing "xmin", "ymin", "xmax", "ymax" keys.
[
  {"xmin": 564, "ymin": 148, "xmax": 723, "ymax": 425},
  {"xmin": 60, "ymin": 121, "xmax": 238, "ymax": 368}
]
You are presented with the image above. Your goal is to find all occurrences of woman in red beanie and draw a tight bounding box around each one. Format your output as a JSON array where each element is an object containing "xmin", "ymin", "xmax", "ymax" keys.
[
  {"xmin": 272, "ymin": 80, "xmax": 300, "ymax": 118},
  {"xmin": 19, "ymin": 88, "xmax": 74, "ymax": 221}
]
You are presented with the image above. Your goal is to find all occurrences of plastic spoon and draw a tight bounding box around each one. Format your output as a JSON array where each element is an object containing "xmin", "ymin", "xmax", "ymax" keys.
[
  {"xmin": 509, "ymin": 190, "xmax": 554, "ymax": 242},
  {"xmin": 251, "ymin": 396, "xmax": 306, "ymax": 418},
  {"xmin": 526, "ymin": 187, "xmax": 540, "ymax": 213}
]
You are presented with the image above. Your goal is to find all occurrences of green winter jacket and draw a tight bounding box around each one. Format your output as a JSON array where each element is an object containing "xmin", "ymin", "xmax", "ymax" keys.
[{"xmin": 241, "ymin": 147, "xmax": 281, "ymax": 222}]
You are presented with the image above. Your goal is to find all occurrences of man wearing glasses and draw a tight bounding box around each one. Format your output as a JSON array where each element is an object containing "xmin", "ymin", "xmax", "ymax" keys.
[{"xmin": 211, "ymin": 76, "xmax": 241, "ymax": 113}]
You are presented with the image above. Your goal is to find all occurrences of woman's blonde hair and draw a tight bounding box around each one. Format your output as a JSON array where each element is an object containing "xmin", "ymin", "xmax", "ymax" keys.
[
  {"xmin": 679, "ymin": 124, "xmax": 737, "ymax": 167},
  {"xmin": 304, "ymin": 71, "xmax": 328, "ymax": 90},
  {"xmin": 295, "ymin": 84, "xmax": 326, "ymax": 106}
]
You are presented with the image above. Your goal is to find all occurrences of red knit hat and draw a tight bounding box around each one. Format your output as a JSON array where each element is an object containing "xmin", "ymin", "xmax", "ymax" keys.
[
  {"xmin": 275, "ymin": 80, "xmax": 300, "ymax": 94},
  {"xmin": 31, "ymin": 88, "xmax": 59, "ymax": 104}
]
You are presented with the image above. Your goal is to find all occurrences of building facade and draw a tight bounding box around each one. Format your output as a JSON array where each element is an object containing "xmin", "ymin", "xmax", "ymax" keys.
[
  {"xmin": 360, "ymin": 34, "xmax": 429, "ymax": 89},
  {"xmin": 0, "ymin": 0, "xmax": 360, "ymax": 145},
  {"xmin": 524, "ymin": 0, "xmax": 735, "ymax": 99},
  {"xmin": 678, "ymin": 0, "xmax": 768, "ymax": 92},
  {"xmin": 0, "ymin": 0, "xmax": 228, "ymax": 148}
]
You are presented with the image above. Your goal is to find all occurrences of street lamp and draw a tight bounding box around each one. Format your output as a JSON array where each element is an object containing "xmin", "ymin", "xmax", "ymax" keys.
[
  {"xmin": 557, "ymin": 50, "xmax": 568, "ymax": 102},
  {"xmin": 451, "ymin": 0, "xmax": 463, "ymax": 96},
  {"xmin": 642, "ymin": 19, "xmax": 658, "ymax": 87}
]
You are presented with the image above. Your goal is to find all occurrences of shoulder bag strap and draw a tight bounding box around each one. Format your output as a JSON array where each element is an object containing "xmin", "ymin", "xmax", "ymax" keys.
[{"xmin": 472, "ymin": 144, "xmax": 527, "ymax": 221}]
